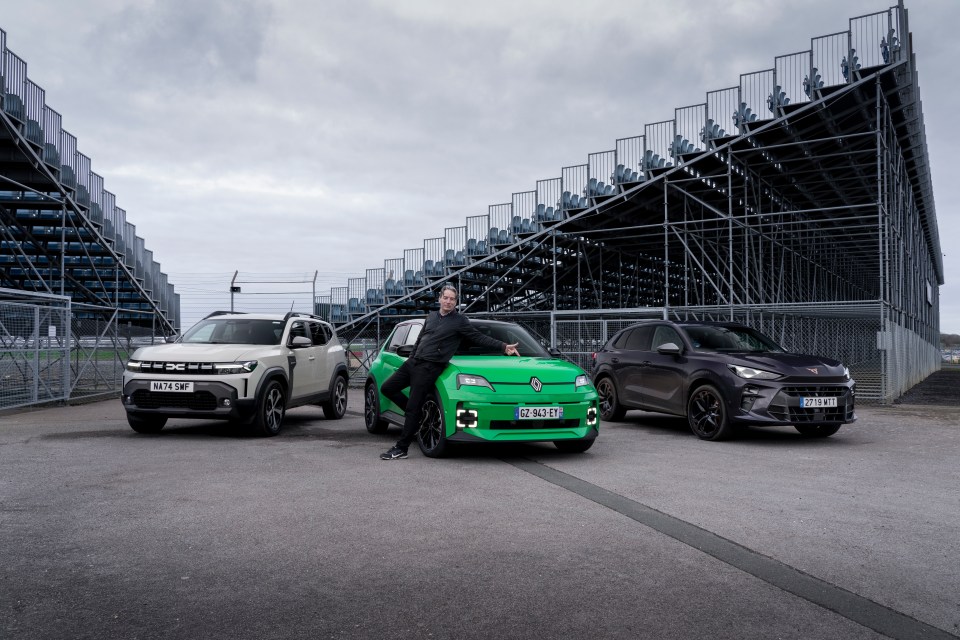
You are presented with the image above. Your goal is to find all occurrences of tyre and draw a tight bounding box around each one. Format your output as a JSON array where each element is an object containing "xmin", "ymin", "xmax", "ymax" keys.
[
  {"xmin": 364, "ymin": 381, "xmax": 389, "ymax": 434},
  {"xmin": 417, "ymin": 393, "xmax": 449, "ymax": 458},
  {"xmin": 596, "ymin": 377, "xmax": 626, "ymax": 421},
  {"xmin": 322, "ymin": 374, "xmax": 348, "ymax": 420},
  {"xmin": 794, "ymin": 424, "xmax": 841, "ymax": 437},
  {"xmin": 554, "ymin": 439, "xmax": 594, "ymax": 453},
  {"xmin": 252, "ymin": 379, "xmax": 285, "ymax": 436},
  {"xmin": 686, "ymin": 384, "xmax": 733, "ymax": 441},
  {"xmin": 127, "ymin": 414, "xmax": 167, "ymax": 434}
]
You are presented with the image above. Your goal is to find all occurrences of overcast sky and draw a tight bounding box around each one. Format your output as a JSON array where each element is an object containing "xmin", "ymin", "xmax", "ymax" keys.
[{"xmin": 3, "ymin": 0, "xmax": 958, "ymax": 332}]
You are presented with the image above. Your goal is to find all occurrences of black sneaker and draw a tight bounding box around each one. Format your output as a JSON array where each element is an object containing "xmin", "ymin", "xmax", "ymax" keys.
[{"xmin": 380, "ymin": 445, "xmax": 408, "ymax": 460}]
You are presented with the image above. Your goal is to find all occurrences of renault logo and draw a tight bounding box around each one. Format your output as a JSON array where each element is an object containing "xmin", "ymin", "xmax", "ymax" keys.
[{"xmin": 530, "ymin": 377, "xmax": 542, "ymax": 392}]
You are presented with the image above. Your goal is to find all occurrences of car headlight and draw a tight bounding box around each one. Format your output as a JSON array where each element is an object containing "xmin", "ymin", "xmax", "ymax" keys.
[
  {"xmin": 126, "ymin": 359, "xmax": 143, "ymax": 372},
  {"xmin": 457, "ymin": 373, "xmax": 494, "ymax": 390},
  {"xmin": 213, "ymin": 361, "xmax": 259, "ymax": 374},
  {"xmin": 575, "ymin": 374, "xmax": 591, "ymax": 389},
  {"xmin": 729, "ymin": 365, "xmax": 782, "ymax": 380}
]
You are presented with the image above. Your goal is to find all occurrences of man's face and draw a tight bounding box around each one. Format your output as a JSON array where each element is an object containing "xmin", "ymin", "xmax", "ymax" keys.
[{"xmin": 439, "ymin": 289, "xmax": 457, "ymax": 313}]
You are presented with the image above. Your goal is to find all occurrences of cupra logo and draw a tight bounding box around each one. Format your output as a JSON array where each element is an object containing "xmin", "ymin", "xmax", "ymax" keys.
[
  {"xmin": 806, "ymin": 367, "xmax": 819, "ymax": 375},
  {"xmin": 530, "ymin": 377, "xmax": 543, "ymax": 392}
]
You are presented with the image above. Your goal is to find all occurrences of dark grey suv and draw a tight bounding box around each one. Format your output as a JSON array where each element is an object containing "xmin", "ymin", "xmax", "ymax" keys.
[{"xmin": 591, "ymin": 321, "xmax": 856, "ymax": 440}]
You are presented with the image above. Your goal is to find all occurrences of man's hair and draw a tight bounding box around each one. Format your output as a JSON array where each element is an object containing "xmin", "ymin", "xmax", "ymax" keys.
[{"xmin": 438, "ymin": 284, "xmax": 458, "ymax": 300}]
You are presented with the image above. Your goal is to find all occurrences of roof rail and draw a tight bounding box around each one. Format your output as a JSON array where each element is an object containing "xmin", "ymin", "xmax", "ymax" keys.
[
  {"xmin": 282, "ymin": 311, "xmax": 328, "ymax": 323},
  {"xmin": 203, "ymin": 310, "xmax": 243, "ymax": 319}
]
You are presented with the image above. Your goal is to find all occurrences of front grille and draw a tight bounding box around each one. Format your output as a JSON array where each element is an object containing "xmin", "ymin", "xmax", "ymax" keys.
[
  {"xmin": 778, "ymin": 385, "xmax": 848, "ymax": 397},
  {"xmin": 132, "ymin": 390, "xmax": 218, "ymax": 410},
  {"xmin": 136, "ymin": 362, "xmax": 222, "ymax": 375},
  {"xmin": 488, "ymin": 419, "xmax": 581, "ymax": 430},
  {"xmin": 768, "ymin": 385, "xmax": 854, "ymax": 423}
]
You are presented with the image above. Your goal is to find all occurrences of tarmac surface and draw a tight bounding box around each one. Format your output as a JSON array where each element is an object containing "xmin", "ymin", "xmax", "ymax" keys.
[{"xmin": 1, "ymin": 384, "xmax": 959, "ymax": 639}]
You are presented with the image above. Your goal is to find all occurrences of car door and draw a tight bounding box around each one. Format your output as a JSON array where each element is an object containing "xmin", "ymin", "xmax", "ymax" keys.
[
  {"xmin": 377, "ymin": 322, "xmax": 422, "ymax": 412},
  {"xmin": 309, "ymin": 320, "xmax": 336, "ymax": 389},
  {"xmin": 287, "ymin": 320, "xmax": 321, "ymax": 400},
  {"xmin": 639, "ymin": 325, "xmax": 687, "ymax": 414},
  {"xmin": 618, "ymin": 326, "xmax": 654, "ymax": 407}
]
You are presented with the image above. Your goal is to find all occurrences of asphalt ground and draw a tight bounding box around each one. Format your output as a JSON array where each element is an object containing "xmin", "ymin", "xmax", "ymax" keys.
[{"xmin": 1, "ymin": 389, "xmax": 959, "ymax": 640}]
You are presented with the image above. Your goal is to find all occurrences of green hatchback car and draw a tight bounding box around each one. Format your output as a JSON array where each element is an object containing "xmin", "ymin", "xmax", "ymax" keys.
[{"xmin": 364, "ymin": 318, "xmax": 600, "ymax": 457}]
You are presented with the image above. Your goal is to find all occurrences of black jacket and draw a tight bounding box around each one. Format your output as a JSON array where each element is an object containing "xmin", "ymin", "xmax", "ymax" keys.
[{"xmin": 410, "ymin": 310, "xmax": 505, "ymax": 363}]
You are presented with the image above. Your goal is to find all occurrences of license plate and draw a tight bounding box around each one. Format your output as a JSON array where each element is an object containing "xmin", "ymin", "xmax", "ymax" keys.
[
  {"xmin": 515, "ymin": 406, "xmax": 563, "ymax": 420},
  {"xmin": 800, "ymin": 396, "xmax": 837, "ymax": 408},
  {"xmin": 150, "ymin": 381, "xmax": 194, "ymax": 393}
]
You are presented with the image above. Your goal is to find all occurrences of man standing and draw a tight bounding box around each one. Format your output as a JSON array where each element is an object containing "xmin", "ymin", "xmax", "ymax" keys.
[{"xmin": 380, "ymin": 284, "xmax": 519, "ymax": 460}]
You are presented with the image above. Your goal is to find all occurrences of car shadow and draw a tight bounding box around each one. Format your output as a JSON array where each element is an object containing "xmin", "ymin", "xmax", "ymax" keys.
[{"xmin": 607, "ymin": 412, "xmax": 854, "ymax": 446}]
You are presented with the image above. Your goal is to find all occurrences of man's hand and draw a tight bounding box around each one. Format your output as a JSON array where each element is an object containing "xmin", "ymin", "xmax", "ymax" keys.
[{"xmin": 504, "ymin": 343, "xmax": 520, "ymax": 356}]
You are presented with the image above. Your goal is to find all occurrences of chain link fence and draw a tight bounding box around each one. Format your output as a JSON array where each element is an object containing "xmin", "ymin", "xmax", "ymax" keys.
[{"xmin": 1, "ymin": 290, "xmax": 163, "ymax": 411}]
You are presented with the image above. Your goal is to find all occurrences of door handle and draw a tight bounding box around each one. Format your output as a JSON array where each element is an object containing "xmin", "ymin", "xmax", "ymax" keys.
[{"xmin": 308, "ymin": 356, "xmax": 316, "ymax": 361}]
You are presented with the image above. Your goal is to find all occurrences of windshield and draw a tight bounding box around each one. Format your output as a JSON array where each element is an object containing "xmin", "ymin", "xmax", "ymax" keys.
[
  {"xmin": 181, "ymin": 319, "xmax": 283, "ymax": 345},
  {"xmin": 682, "ymin": 325, "xmax": 785, "ymax": 353},
  {"xmin": 454, "ymin": 322, "xmax": 550, "ymax": 357}
]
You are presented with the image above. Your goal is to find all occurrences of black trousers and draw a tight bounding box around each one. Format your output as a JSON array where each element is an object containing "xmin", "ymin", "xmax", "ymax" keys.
[{"xmin": 381, "ymin": 358, "xmax": 448, "ymax": 448}]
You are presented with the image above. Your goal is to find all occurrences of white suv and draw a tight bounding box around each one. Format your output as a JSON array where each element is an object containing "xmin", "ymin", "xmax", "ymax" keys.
[{"xmin": 121, "ymin": 311, "xmax": 349, "ymax": 436}]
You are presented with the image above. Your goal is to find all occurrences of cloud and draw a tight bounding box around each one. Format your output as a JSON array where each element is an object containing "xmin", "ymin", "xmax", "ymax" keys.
[{"xmin": 2, "ymin": 0, "xmax": 958, "ymax": 332}]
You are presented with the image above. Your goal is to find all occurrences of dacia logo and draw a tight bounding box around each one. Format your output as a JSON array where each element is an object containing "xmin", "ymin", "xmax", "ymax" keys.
[
  {"xmin": 165, "ymin": 363, "xmax": 185, "ymax": 371},
  {"xmin": 530, "ymin": 377, "xmax": 543, "ymax": 392}
]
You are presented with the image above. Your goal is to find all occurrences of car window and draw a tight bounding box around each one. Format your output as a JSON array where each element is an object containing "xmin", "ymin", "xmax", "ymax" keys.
[
  {"xmin": 387, "ymin": 325, "xmax": 411, "ymax": 352},
  {"xmin": 652, "ymin": 326, "xmax": 682, "ymax": 350},
  {"xmin": 612, "ymin": 329, "xmax": 633, "ymax": 349},
  {"xmin": 289, "ymin": 321, "xmax": 309, "ymax": 342},
  {"xmin": 309, "ymin": 321, "xmax": 331, "ymax": 346},
  {"xmin": 455, "ymin": 322, "xmax": 549, "ymax": 357},
  {"xmin": 405, "ymin": 323, "xmax": 422, "ymax": 346},
  {"xmin": 624, "ymin": 326, "xmax": 653, "ymax": 351},
  {"xmin": 682, "ymin": 325, "xmax": 784, "ymax": 353},
  {"xmin": 182, "ymin": 319, "xmax": 281, "ymax": 345}
]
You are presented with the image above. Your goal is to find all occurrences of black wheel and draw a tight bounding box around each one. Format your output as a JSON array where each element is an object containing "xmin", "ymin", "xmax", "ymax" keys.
[
  {"xmin": 794, "ymin": 424, "xmax": 841, "ymax": 438},
  {"xmin": 252, "ymin": 379, "xmax": 285, "ymax": 436},
  {"xmin": 127, "ymin": 414, "xmax": 167, "ymax": 434},
  {"xmin": 554, "ymin": 439, "xmax": 594, "ymax": 453},
  {"xmin": 596, "ymin": 377, "xmax": 626, "ymax": 421},
  {"xmin": 364, "ymin": 382, "xmax": 389, "ymax": 434},
  {"xmin": 322, "ymin": 374, "xmax": 348, "ymax": 420},
  {"xmin": 686, "ymin": 384, "xmax": 733, "ymax": 441},
  {"xmin": 417, "ymin": 394, "xmax": 449, "ymax": 458}
]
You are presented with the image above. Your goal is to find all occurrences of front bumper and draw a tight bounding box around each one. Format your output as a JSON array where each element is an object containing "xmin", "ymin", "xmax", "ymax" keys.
[
  {"xmin": 121, "ymin": 379, "xmax": 257, "ymax": 421},
  {"xmin": 444, "ymin": 397, "xmax": 600, "ymax": 443},
  {"xmin": 731, "ymin": 381, "xmax": 856, "ymax": 426}
]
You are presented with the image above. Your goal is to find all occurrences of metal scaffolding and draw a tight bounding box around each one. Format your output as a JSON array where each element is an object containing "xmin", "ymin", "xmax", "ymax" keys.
[{"xmin": 329, "ymin": 3, "xmax": 940, "ymax": 403}]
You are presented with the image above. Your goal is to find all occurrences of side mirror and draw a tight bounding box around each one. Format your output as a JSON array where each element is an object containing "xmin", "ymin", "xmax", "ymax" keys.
[
  {"xmin": 548, "ymin": 347, "xmax": 562, "ymax": 358},
  {"xmin": 657, "ymin": 342, "xmax": 682, "ymax": 356},
  {"xmin": 290, "ymin": 335, "xmax": 312, "ymax": 348},
  {"xmin": 165, "ymin": 335, "xmax": 179, "ymax": 343},
  {"xmin": 396, "ymin": 344, "xmax": 415, "ymax": 358}
]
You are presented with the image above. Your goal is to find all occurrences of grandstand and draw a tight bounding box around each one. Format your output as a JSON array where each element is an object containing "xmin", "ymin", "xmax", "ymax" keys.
[
  {"xmin": 323, "ymin": 3, "xmax": 941, "ymax": 403},
  {"xmin": 1, "ymin": 28, "xmax": 178, "ymax": 409}
]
